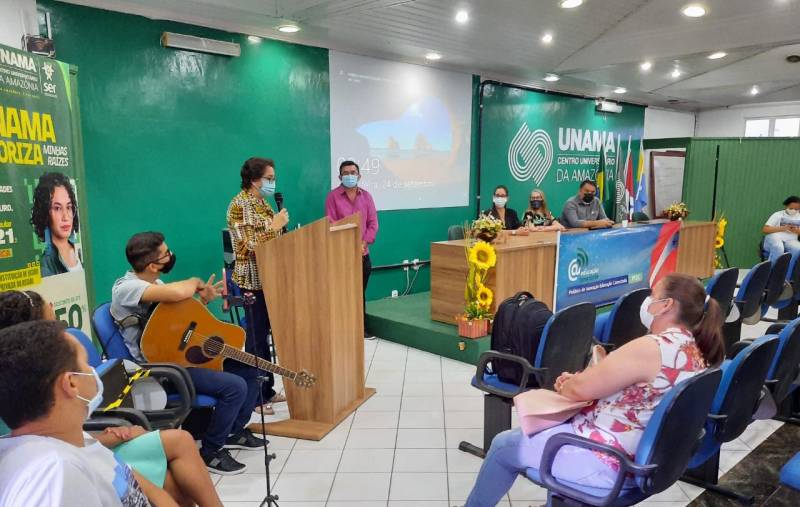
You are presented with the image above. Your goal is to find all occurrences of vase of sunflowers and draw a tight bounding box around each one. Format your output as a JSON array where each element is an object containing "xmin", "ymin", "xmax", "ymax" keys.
[
  {"xmin": 471, "ymin": 214, "xmax": 504, "ymax": 243},
  {"xmin": 714, "ymin": 214, "xmax": 728, "ymax": 268},
  {"xmin": 457, "ymin": 239, "xmax": 497, "ymax": 338},
  {"xmin": 663, "ymin": 202, "xmax": 689, "ymax": 221}
]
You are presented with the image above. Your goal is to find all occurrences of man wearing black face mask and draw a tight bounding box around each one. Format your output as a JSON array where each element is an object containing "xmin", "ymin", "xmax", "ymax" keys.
[
  {"xmin": 111, "ymin": 232, "xmax": 263, "ymax": 476},
  {"xmin": 560, "ymin": 179, "xmax": 614, "ymax": 229}
]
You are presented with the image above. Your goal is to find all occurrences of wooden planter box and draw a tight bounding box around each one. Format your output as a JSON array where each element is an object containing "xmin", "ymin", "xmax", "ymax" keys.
[{"xmin": 457, "ymin": 317, "xmax": 490, "ymax": 339}]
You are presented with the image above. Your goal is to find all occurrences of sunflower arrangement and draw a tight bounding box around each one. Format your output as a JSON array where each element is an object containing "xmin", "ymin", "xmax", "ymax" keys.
[
  {"xmin": 714, "ymin": 214, "xmax": 728, "ymax": 268},
  {"xmin": 463, "ymin": 240, "xmax": 497, "ymax": 320},
  {"xmin": 663, "ymin": 202, "xmax": 690, "ymax": 221},
  {"xmin": 471, "ymin": 214, "xmax": 504, "ymax": 242}
]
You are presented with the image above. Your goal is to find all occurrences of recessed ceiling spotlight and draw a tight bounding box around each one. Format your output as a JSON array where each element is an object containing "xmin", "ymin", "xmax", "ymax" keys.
[
  {"xmin": 640, "ymin": 61, "xmax": 652, "ymax": 71},
  {"xmin": 671, "ymin": 68, "xmax": 682, "ymax": 78},
  {"xmin": 681, "ymin": 4, "xmax": 706, "ymax": 17},
  {"xmin": 614, "ymin": 87, "xmax": 627, "ymax": 94},
  {"xmin": 455, "ymin": 10, "xmax": 469, "ymax": 24},
  {"xmin": 560, "ymin": 0, "xmax": 583, "ymax": 8},
  {"xmin": 247, "ymin": 35, "xmax": 261, "ymax": 43},
  {"xmin": 278, "ymin": 24, "xmax": 300, "ymax": 33},
  {"xmin": 544, "ymin": 74, "xmax": 560, "ymax": 82},
  {"xmin": 425, "ymin": 52, "xmax": 442, "ymax": 61},
  {"xmin": 750, "ymin": 85, "xmax": 760, "ymax": 95},
  {"xmin": 541, "ymin": 32, "xmax": 554, "ymax": 44},
  {"xmin": 708, "ymin": 51, "xmax": 727, "ymax": 59}
]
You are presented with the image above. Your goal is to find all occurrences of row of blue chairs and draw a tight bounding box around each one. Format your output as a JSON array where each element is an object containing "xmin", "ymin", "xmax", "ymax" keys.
[{"xmin": 463, "ymin": 277, "xmax": 800, "ymax": 506}]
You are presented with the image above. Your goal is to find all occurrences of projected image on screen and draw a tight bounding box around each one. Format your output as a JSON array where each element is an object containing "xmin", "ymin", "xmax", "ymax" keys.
[{"xmin": 329, "ymin": 51, "xmax": 472, "ymax": 211}]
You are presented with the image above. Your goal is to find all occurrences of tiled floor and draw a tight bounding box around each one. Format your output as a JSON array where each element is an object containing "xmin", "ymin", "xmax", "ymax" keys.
[{"xmin": 213, "ymin": 318, "xmax": 783, "ymax": 506}]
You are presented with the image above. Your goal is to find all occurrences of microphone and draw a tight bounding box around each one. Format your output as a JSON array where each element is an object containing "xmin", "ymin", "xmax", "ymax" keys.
[{"xmin": 273, "ymin": 192, "xmax": 288, "ymax": 233}]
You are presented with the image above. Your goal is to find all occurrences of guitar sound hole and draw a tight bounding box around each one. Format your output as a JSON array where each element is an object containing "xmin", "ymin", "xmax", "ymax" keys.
[
  {"xmin": 185, "ymin": 346, "xmax": 212, "ymax": 365},
  {"xmin": 202, "ymin": 336, "xmax": 225, "ymax": 358}
]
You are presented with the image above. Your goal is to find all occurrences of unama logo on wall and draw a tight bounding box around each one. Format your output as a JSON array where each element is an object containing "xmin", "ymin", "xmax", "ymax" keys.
[
  {"xmin": 508, "ymin": 123, "xmax": 553, "ymax": 184},
  {"xmin": 508, "ymin": 124, "xmax": 619, "ymax": 185}
]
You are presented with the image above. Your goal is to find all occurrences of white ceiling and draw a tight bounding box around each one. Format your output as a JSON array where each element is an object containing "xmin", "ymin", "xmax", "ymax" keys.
[{"xmin": 60, "ymin": 0, "xmax": 800, "ymax": 111}]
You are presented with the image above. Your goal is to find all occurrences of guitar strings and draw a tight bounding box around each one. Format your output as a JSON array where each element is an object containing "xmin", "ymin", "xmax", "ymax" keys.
[{"xmin": 181, "ymin": 328, "xmax": 300, "ymax": 379}]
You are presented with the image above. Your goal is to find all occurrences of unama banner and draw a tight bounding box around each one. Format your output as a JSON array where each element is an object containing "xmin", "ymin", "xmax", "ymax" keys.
[
  {"xmin": 479, "ymin": 83, "xmax": 645, "ymax": 218},
  {"xmin": 554, "ymin": 222, "xmax": 681, "ymax": 310},
  {"xmin": 0, "ymin": 43, "xmax": 91, "ymax": 334}
]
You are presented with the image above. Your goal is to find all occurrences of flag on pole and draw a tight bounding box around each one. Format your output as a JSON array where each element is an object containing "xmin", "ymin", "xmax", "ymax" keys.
[
  {"xmin": 596, "ymin": 147, "xmax": 606, "ymax": 212},
  {"xmin": 616, "ymin": 136, "xmax": 632, "ymax": 222},
  {"xmin": 634, "ymin": 138, "xmax": 648, "ymax": 214},
  {"xmin": 625, "ymin": 136, "xmax": 634, "ymax": 221},
  {"xmin": 612, "ymin": 133, "xmax": 621, "ymax": 221}
]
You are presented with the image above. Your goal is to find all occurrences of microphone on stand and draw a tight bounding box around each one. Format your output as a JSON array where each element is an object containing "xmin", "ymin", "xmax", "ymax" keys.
[{"xmin": 274, "ymin": 192, "xmax": 288, "ymax": 233}]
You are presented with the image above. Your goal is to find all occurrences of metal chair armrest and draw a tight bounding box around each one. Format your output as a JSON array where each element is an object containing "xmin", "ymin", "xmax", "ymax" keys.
[
  {"xmin": 136, "ymin": 366, "xmax": 194, "ymax": 425},
  {"xmin": 474, "ymin": 351, "xmax": 543, "ymax": 398},
  {"xmin": 540, "ymin": 433, "xmax": 656, "ymax": 507}
]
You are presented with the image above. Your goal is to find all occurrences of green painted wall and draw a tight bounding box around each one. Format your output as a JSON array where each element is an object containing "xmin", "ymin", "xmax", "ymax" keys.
[
  {"xmin": 681, "ymin": 137, "xmax": 800, "ymax": 268},
  {"xmin": 40, "ymin": 0, "xmax": 477, "ymax": 310},
  {"xmin": 479, "ymin": 83, "xmax": 645, "ymax": 217}
]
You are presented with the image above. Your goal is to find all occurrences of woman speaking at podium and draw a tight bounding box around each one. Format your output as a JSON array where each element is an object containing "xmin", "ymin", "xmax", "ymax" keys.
[{"xmin": 226, "ymin": 157, "xmax": 290, "ymax": 415}]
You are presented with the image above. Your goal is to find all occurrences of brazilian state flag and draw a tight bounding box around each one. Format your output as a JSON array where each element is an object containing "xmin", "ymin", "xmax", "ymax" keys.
[{"xmin": 596, "ymin": 149, "xmax": 614, "ymax": 218}]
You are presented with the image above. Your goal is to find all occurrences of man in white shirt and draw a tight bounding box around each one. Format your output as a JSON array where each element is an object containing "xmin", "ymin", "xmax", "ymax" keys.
[
  {"xmin": 763, "ymin": 196, "xmax": 800, "ymax": 263},
  {"xmin": 0, "ymin": 320, "xmax": 176, "ymax": 506}
]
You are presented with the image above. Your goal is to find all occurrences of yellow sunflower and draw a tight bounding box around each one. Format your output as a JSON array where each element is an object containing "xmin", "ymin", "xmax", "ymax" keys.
[
  {"xmin": 476, "ymin": 285, "xmax": 493, "ymax": 307},
  {"xmin": 469, "ymin": 241, "xmax": 497, "ymax": 270},
  {"xmin": 715, "ymin": 236, "xmax": 724, "ymax": 249}
]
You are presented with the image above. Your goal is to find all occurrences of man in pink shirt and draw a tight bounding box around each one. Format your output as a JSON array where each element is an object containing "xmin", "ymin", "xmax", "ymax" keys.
[{"xmin": 325, "ymin": 160, "xmax": 379, "ymax": 339}]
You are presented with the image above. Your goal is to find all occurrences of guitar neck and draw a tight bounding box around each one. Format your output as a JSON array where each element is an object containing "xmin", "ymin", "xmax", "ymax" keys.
[{"xmin": 221, "ymin": 344, "xmax": 298, "ymax": 380}]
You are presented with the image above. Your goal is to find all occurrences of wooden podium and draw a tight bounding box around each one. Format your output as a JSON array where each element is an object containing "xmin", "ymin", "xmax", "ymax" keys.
[{"xmin": 247, "ymin": 215, "xmax": 375, "ymax": 440}]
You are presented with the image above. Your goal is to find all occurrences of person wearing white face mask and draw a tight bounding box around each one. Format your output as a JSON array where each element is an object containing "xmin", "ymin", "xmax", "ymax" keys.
[
  {"xmin": 464, "ymin": 274, "xmax": 724, "ymax": 506},
  {"xmin": 484, "ymin": 185, "xmax": 521, "ymax": 230},
  {"xmin": 762, "ymin": 195, "xmax": 800, "ymax": 263},
  {"xmin": 0, "ymin": 320, "xmax": 177, "ymax": 506}
]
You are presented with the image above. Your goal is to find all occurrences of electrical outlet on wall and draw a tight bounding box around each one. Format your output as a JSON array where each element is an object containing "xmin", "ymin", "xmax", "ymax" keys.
[{"xmin": 391, "ymin": 289, "xmax": 399, "ymax": 298}]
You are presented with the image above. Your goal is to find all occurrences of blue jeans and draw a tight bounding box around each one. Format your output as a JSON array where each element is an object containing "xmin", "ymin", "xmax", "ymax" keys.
[
  {"xmin": 464, "ymin": 425, "xmax": 621, "ymax": 507},
  {"xmin": 764, "ymin": 235, "xmax": 800, "ymax": 263},
  {"xmin": 188, "ymin": 364, "xmax": 260, "ymax": 453},
  {"xmin": 242, "ymin": 289, "xmax": 276, "ymax": 402}
]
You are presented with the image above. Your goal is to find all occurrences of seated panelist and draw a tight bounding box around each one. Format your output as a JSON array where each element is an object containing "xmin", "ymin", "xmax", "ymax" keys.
[
  {"xmin": 560, "ymin": 179, "xmax": 614, "ymax": 229},
  {"xmin": 463, "ymin": 273, "xmax": 724, "ymax": 506},
  {"xmin": 484, "ymin": 185, "xmax": 521, "ymax": 230},
  {"xmin": 522, "ymin": 188, "xmax": 565, "ymax": 232}
]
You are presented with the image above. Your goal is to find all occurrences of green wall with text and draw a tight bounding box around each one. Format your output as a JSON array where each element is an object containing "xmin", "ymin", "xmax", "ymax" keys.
[{"xmin": 40, "ymin": 0, "xmax": 477, "ymax": 313}]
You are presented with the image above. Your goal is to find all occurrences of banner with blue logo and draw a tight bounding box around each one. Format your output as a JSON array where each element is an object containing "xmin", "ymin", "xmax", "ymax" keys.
[{"xmin": 554, "ymin": 222, "xmax": 681, "ymax": 310}]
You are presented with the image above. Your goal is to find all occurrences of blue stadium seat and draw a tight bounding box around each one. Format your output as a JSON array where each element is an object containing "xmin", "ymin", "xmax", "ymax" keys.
[
  {"xmin": 89, "ymin": 306, "xmax": 201, "ymax": 427},
  {"xmin": 766, "ymin": 249, "xmax": 800, "ymax": 322},
  {"xmin": 722, "ymin": 260, "xmax": 771, "ymax": 352},
  {"xmin": 760, "ymin": 253, "xmax": 792, "ymax": 319},
  {"xmin": 594, "ymin": 288, "xmax": 650, "ymax": 350},
  {"xmin": 460, "ymin": 302, "xmax": 596, "ymax": 458},
  {"xmin": 682, "ymin": 335, "xmax": 779, "ymax": 503},
  {"xmin": 525, "ymin": 369, "xmax": 722, "ymax": 507},
  {"xmin": 706, "ymin": 268, "xmax": 739, "ymax": 322},
  {"xmin": 781, "ymin": 452, "xmax": 800, "ymax": 490}
]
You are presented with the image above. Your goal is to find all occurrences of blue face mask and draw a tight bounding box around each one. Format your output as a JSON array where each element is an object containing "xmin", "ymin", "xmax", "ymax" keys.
[
  {"xmin": 341, "ymin": 174, "xmax": 359, "ymax": 189},
  {"xmin": 71, "ymin": 367, "xmax": 104, "ymax": 417},
  {"xmin": 259, "ymin": 179, "xmax": 276, "ymax": 197}
]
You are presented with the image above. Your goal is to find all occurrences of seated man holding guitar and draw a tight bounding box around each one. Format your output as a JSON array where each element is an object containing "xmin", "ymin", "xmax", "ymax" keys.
[{"xmin": 111, "ymin": 231, "xmax": 264, "ymax": 476}]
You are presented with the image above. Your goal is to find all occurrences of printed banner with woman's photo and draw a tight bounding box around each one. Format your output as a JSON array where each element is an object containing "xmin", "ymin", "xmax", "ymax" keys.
[{"xmin": 0, "ymin": 43, "xmax": 91, "ymax": 334}]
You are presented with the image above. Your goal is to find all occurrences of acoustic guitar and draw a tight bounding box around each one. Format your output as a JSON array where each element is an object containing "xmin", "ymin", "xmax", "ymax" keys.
[{"xmin": 140, "ymin": 297, "xmax": 316, "ymax": 388}]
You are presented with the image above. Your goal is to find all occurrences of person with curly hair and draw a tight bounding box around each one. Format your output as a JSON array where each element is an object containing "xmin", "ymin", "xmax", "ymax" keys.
[
  {"xmin": 30, "ymin": 172, "xmax": 82, "ymax": 277},
  {"xmin": 0, "ymin": 289, "xmax": 55, "ymax": 327}
]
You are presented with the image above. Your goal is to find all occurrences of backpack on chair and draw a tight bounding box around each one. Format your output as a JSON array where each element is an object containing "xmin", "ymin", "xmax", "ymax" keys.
[{"xmin": 490, "ymin": 291, "xmax": 553, "ymax": 386}]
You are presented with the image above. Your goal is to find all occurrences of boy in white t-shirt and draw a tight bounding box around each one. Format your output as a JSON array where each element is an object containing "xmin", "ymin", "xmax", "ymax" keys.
[
  {"xmin": 763, "ymin": 195, "xmax": 800, "ymax": 263},
  {"xmin": 0, "ymin": 320, "xmax": 176, "ymax": 507}
]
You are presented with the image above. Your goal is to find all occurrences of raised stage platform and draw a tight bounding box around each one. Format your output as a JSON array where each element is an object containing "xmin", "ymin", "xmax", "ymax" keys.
[{"xmin": 365, "ymin": 292, "xmax": 491, "ymax": 365}]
